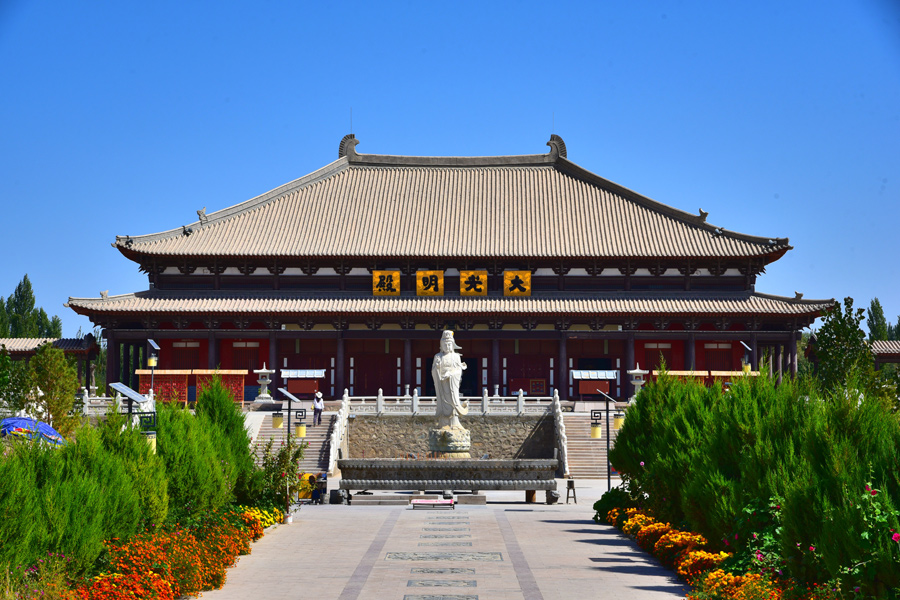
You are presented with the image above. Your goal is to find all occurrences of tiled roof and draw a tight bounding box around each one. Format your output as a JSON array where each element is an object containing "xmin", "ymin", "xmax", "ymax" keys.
[
  {"xmin": 66, "ymin": 290, "xmax": 832, "ymax": 318},
  {"xmin": 872, "ymin": 340, "xmax": 900, "ymax": 356},
  {"xmin": 114, "ymin": 137, "xmax": 790, "ymax": 261},
  {"xmin": 0, "ymin": 338, "xmax": 92, "ymax": 354}
]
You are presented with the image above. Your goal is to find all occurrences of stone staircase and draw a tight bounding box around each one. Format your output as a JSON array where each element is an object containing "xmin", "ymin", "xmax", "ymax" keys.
[
  {"xmin": 252, "ymin": 412, "xmax": 335, "ymax": 474},
  {"xmin": 563, "ymin": 413, "xmax": 620, "ymax": 480}
]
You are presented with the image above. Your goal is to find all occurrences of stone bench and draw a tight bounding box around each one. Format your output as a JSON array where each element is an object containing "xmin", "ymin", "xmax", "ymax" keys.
[{"xmin": 411, "ymin": 499, "xmax": 455, "ymax": 510}]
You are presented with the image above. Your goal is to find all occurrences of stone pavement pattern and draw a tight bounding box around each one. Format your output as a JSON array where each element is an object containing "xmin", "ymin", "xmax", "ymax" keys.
[{"xmin": 202, "ymin": 482, "xmax": 687, "ymax": 600}]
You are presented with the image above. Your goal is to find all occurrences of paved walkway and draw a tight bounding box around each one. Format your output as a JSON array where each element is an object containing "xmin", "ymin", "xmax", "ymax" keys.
[{"xmin": 202, "ymin": 479, "xmax": 688, "ymax": 600}]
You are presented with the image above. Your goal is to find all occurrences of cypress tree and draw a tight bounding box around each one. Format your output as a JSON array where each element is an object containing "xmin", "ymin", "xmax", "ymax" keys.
[{"xmin": 866, "ymin": 297, "xmax": 889, "ymax": 342}]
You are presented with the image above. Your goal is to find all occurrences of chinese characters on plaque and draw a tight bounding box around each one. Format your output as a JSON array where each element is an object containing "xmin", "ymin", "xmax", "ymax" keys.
[
  {"xmin": 372, "ymin": 270, "xmax": 401, "ymax": 296},
  {"xmin": 416, "ymin": 270, "xmax": 444, "ymax": 296},
  {"xmin": 460, "ymin": 270, "xmax": 488, "ymax": 296},
  {"xmin": 503, "ymin": 270, "xmax": 531, "ymax": 296},
  {"xmin": 372, "ymin": 269, "xmax": 531, "ymax": 297}
]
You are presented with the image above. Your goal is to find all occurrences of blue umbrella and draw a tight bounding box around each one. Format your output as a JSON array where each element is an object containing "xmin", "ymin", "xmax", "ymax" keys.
[{"xmin": 1, "ymin": 417, "xmax": 66, "ymax": 446}]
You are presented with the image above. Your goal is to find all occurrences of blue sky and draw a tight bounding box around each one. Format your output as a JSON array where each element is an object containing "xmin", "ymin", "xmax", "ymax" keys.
[{"xmin": 1, "ymin": 1, "xmax": 898, "ymax": 337}]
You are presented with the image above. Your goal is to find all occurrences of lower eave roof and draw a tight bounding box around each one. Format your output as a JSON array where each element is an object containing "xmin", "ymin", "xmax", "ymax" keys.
[
  {"xmin": 872, "ymin": 340, "xmax": 900, "ymax": 357},
  {"xmin": 0, "ymin": 338, "xmax": 97, "ymax": 355},
  {"xmin": 66, "ymin": 290, "xmax": 833, "ymax": 318}
]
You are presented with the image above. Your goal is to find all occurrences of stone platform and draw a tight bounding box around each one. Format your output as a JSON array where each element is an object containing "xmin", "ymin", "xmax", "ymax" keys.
[{"xmin": 337, "ymin": 458, "xmax": 558, "ymax": 493}]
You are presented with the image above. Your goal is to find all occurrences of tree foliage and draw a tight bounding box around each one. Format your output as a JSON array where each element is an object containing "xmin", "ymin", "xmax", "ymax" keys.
[
  {"xmin": 816, "ymin": 297, "xmax": 875, "ymax": 392},
  {"xmin": 867, "ymin": 297, "xmax": 890, "ymax": 342},
  {"xmin": 2, "ymin": 275, "xmax": 63, "ymax": 338},
  {"xmin": 0, "ymin": 345, "xmax": 32, "ymax": 414},
  {"xmin": 28, "ymin": 343, "xmax": 80, "ymax": 436}
]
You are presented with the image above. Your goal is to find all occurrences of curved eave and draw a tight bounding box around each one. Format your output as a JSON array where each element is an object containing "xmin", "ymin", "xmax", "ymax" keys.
[{"xmin": 66, "ymin": 291, "xmax": 834, "ymax": 321}]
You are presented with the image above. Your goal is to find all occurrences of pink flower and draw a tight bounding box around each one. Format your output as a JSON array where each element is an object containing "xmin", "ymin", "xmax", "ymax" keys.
[
  {"xmin": 865, "ymin": 484, "xmax": 870, "ymax": 491},
  {"xmin": 871, "ymin": 490, "xmax": 878, "ymax": 496},
  {"xmin": 640, "ymin": 461, "xmax": 645, "ymax": 467},
  {"xmin": 735, "ymin": 534, "xmax": 739, "ymax": 539},
  {"xmin": 809, "ymin": 545, "xmax": 815, "ymax": 552},
  {"xmin": 892, "ymin": 533, "xmax": 900, "ymax": 543}
]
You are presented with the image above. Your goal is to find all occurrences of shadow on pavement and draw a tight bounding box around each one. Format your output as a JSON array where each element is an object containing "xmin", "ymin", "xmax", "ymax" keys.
[
  {"xmin": 631, "ymin": 584, "xmax": 690, "ymax": 594},
  {"xmin": 539, "ymin": 519, "xmax": 597, "ymax": 525},
  {"xmin": 588, "ymin": 557, "xmax": 639, "ymax": 563},
  {"xmin": 563, "ymin": 528, "xmax": 613, "ymax": 535},
  {"xmin": 574, "ymin": 537, "xmax": 636, "ymax": 546},
  {"xmin": 592, "ymin": 563, "xmax": 679, "ymax": 577}
]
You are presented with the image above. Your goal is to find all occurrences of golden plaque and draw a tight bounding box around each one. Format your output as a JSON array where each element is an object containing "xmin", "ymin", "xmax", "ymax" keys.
[
  {"xmin": 503, "ymin": 270, "xmax": 531, "ymax": 297},
  {"xmin": 416, "ymin": 270, "xmax": 445, "ymax": 296},
  {"xmin": 372, "ymin": 271, "xmax": 401, "ymax": 296},
  {"xmin": 460, "ymin": 270, "xmax": 488, "ymax": 296}
]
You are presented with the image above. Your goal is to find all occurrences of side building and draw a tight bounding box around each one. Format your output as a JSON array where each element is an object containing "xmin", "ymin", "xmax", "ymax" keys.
[{"xmin": 67, "ymin": 135, "xmax": 832, "ymax": 402}]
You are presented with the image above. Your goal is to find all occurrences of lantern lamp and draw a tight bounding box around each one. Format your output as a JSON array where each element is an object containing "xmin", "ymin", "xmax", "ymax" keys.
[
  {"xmin": 613, "ymin": 412, "xmax": 626, "ymax": 430},
  {"xmin": 143, "ymin": 431, "xmax": 157, "ymax": 454},
  {"xmin": 590, "ymin": 409, "xmax": 603, "ymax": 439},
  {"xmin": 272, "ymin": 412, "xmax": 284, "ymax": 429}
]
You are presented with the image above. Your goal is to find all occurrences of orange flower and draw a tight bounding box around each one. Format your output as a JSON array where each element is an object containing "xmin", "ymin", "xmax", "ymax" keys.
[
  {"xmin": 675, "ymin": 549, "xmax": 730, "ymax": 584},
  {"xmin": 654, "ymin": 529, "xmax": 707, "ymax": 567}
]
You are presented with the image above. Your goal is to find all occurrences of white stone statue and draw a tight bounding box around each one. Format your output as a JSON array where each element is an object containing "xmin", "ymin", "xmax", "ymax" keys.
[{"xmin": 432, "ymin": 330, "xmax": 469, "ymax": 429}]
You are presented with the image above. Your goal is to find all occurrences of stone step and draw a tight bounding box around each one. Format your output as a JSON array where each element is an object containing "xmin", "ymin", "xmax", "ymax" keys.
[{"xmin": 253, "ymin": 414, "xmax": 335, "ymax": 472}]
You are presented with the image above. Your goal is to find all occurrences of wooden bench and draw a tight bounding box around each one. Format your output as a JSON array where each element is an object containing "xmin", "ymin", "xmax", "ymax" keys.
[{"xmin": 411, "ymin": 499, "xmax": 455, "ymax": 510}]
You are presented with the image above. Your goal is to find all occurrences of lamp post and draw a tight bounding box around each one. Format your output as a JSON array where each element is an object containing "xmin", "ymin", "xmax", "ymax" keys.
[
  {"xmin": 593, "ymin": 388, "xmax": 625, "ymax": 492},
  {"xmin": 147, "ymin": 339, "xmax": 160, "ymax": 397},
  {"xmin": 277, "ymin": 388, "xmax": 308, "ymax": 523}
]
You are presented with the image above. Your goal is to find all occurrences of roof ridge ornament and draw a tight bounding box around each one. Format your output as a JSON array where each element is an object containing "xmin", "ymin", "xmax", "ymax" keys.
[
  {"xmin": 339, "ymin": 133, "xmax": 359, "ymax": 159},
  {"xmin": 547, "ymin": 134, "xmax": 567, "ymax": 159},
  {"xmin": 197, "ymin": 207, "xmax": 208, "ymax": 225}
]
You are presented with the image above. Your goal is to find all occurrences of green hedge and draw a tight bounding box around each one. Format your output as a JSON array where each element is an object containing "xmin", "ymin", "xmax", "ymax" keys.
[
  {"xmin": 609, "ymin": 372, "xmax": 900, "ymax": 594},
  {"xmin": 0, "ymin": 424, "xmax": 145, "ymax": 574}
]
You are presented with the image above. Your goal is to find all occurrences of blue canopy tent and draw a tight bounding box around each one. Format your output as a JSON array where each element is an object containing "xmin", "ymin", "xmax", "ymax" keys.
[{"xmin": 0, "ymin": 417, "xmax": 66, "ymax": 446}]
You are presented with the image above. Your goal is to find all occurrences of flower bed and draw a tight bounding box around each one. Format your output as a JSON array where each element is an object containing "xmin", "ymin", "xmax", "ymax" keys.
[
  {"xmin": 74, "ymin": 506, "xmax": 282, "ymax": 599},
  {"xmin": 598, "ymin": 501, "xmax": 892, "ymax": 599}
]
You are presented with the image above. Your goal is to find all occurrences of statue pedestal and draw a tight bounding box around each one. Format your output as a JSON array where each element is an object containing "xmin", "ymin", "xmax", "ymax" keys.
[{"xmin": 428, "ymin": 426, "xmax": 471, "ymax": 458}]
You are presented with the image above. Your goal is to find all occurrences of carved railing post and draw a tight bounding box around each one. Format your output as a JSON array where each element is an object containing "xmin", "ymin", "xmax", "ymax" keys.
[
  {"xmin": 412, "ymin": 388, "xmax": 419, "ymax": 415},
  {"xmin": 482, "ymin": 387, "xmax": 489, "ymax": 415},
  {"xmin": 552, "ymin": 390, "xmax": 569, "ymax": 477},
  {"xmin": 376, "ymin": 388, "xmax": 384, "ymax": 415},
  {"xmin": 328, "ymin": 390, "xmax": 352, "ymax": 476},
  {"xmin": 517, "ymin": 389, "xmax": 525, "ymax": 416}
]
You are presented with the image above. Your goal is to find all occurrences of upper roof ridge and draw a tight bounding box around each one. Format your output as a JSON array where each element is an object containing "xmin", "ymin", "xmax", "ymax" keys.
[{"xmin": 111, "ymin": 133, "xmax": 792, "ymax": 262}]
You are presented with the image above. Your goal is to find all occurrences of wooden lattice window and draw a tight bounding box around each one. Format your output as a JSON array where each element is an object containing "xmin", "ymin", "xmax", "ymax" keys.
[
  {"xmin": 704, "ymin": 343, "xmax": 733, "ymax": 371},
  {"xmin": 172, "ymin": 341, "xmax": 200, "ymax": 370},
  {"xmin": 232, "ymin": 342, "xmax": 260, "ymax": 371},
  {"xmin": 645, "ymin": 343, "xmax": 672, "ymax": 371}
]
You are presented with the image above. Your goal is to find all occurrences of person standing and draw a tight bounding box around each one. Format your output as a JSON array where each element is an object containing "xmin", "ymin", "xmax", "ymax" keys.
[{"xmin": 313, "ymin": 391, "xmax": 324, "ymax": 426}]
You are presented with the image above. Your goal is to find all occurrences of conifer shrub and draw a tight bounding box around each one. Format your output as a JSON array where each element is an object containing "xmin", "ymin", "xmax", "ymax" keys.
[
  {"xmin": 156, "ymin": 404, "xmax": 230, "ymax": 518},
  {"xmin": 610, "ymin": 368, "xmax": 900, "ymax": 594},
  {"xmin": 0, "ymin": 425, "xmax": 143, "ymax": 575},
  {"xmin": 98, "ymin": 410, "xmax": 169, "ymax": 526},
  {"xmin": 193, "ymin": 374, "xmax": 255, "ymax": 504}
]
